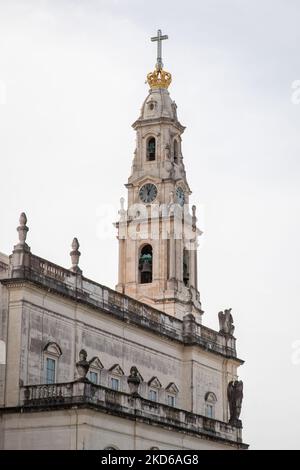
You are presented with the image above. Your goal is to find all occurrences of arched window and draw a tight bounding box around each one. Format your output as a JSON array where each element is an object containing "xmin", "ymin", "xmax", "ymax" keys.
[
  {"xmin": 104, "ymin": 446, "xmax": 119, "ymax": 450},
  {"xmin": 139, "ymin": 244, "xmax": 153, "ymax": 284},
  {"xmin": 173, "ymin": 140, "xmax": 179, "ymax": 164},
  {"xmin": 205, "ymin": 392, "xmax": 217, "ymax": 419},
  {"xmin": 43, "ymin": 342, "xmax": 62, "ymax": 384},
  {"xmin": 183, "ymin": 249, "xmax": 189, "ymax": 287},
  {"xmin": 147, "ymin": 137, "xmax": 156, "ymax": 161}
]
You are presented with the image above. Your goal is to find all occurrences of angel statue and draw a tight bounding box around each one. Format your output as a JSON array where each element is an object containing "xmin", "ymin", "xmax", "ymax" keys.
[
  {"xmin": 227, "ymin": 380, "xmax": 243, "ymax": 426},
  {"xmin": 218, "ymin": 308, "xmax": 235, "ymax": 336}
]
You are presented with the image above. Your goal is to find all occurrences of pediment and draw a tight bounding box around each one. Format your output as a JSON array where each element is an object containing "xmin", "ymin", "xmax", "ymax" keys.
[
  {"xmin": 89, "ymin": 357, "xmax": 104, "ymax": 370},
  {"xmin": 175, "ymin": 179, "xmax": 191, "ymax": 195},
  {"xmin": 205, "ymin": 392, "xmax": 217, "ymax": 403},
  {"xmin": 109, "ymin": 364, "xmax": 125, "ymax": 376},
  {"xmin": 43, "ymin": 341, "xmax": 62, "ymax": 357},
  {"xmin": 148, "ymin": 376, "xmax": 162, "ymax": 389},
  {"xmin": 166, "ymin": 382, "xmax": 179, "ymax": 394}
]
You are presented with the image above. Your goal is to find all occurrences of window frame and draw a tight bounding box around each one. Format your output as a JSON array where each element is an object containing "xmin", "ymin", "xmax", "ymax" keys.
[
  {"xmin": 167, "ymin": 394, "xmax": 176, "ymax": 407},
  {"xmin": 111, "ymin": 377, "xmax": 120, "ymax": 391},
  {"xmin": 43, "ymin": 342, "xmax": 62, "ymax": 384},
  {"xmin": 149, "ymin": 389, "xmax": 158, "ymax": 402},
  {"xmin": 204, "ymin": 392, "xmax": 217, "ymax": 419},
  {"xmin": 45, "ymin": 356, "xmax": 56, "ymax": 384},
  {"xmin": 89, "ymin": 370, "xmax": 99, "ymax": 385},
  {"xmin": 146, "ymin": 136, "xmax": 156, "ymax": 161}
]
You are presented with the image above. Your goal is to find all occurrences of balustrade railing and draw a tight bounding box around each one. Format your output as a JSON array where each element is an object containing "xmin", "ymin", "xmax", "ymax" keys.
[
  {"xmin": 15, "ymin": 253, "xmax": 237, "ymax": 358},
  {"xmin": 21, "ymin": 382, "xmax": 241, "ymax": 444}
]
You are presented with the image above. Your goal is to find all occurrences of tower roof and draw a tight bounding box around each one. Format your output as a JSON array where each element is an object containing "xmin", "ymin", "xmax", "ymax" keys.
[{"xmin": 139, "ymin": 88, "xmax": 178, "ymax": 121}]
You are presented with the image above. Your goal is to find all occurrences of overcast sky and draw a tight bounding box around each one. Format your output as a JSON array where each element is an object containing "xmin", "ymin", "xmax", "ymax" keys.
[{"xmin": 0, "ymin": 0, "xmax": 299, "ymax": 449}]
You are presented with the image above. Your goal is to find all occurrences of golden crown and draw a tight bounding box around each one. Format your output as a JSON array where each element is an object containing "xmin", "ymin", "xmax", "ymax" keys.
[{"xmin": 147, "ymin": 67, "xmax": 172, "ymax": 89}]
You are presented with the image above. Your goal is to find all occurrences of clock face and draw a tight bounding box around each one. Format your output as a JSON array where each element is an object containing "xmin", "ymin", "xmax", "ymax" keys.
[
  {"xmin": 139, "ymin": 183, "xmax": 158, "ymax": 203},
  {"xmin": 176, "ymin": 187, "xmax": 185, "ymax": 206}
]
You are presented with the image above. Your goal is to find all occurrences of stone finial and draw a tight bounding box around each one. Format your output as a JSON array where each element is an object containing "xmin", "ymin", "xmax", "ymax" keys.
[
  {"xmin": 75, "ymin": 349, "xmax": 98, "ymax": 382},
  {"xmin": 192, "ymin": 205, "xmax": 196, "ymax": 232},
  {"xmin": 70, "ymin": 237, "xmax": 81, "ymax": 273},
  {"xmin": 17, "ymin": 212, "xmax": 29, "ymax": 245}
]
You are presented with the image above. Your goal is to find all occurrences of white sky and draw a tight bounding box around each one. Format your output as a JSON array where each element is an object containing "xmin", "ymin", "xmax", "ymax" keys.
[{"xmin": 0, "ymin": 0, "xmax": 300, "ymax": 449}]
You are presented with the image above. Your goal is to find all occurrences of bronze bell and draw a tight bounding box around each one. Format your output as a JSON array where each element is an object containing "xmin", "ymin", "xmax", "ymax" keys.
[{"xmin": 141, "ymin": 260, "xmax": 152, "ymax": 273}]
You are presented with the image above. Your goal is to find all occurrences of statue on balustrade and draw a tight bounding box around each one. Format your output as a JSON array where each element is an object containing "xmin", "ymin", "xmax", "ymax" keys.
[
  {"xmin": 75, "ymin": 349, "xmax": 97, "ymax": 382},
  {"xmin": 218, "ymin": 308, "xmax": 235, "ymax": 336},
  {"xmin": 227, "ymin": 380, "xmax": 243, "ymax": 427}
]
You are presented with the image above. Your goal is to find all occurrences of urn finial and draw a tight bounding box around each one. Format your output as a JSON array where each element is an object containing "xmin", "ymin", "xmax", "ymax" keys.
[
  {"xmin": 70, "ymin": 237, "xmax": 82, "ymax": 273},
  {"xmin": 17, "ymin": 212, "xmax": 29, "ymax": 245}
]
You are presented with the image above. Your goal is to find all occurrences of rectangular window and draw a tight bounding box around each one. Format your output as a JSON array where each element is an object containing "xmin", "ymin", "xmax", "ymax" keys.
[
  {"xmin": 167, "ymin": 394, "xmax": 176, "ymax": 407},
  {"xmin": 89, "ymin": 371, "xmax": 98, "ymax": 384},
  {"xmin": 111, "ymin": 377, "xmax": 119, "ymax": 391},
  {"xmin": 46, "ymin": 357, "xmax": 56, "ymax": 384},
  {"xmin": 206, "ymin": 404, "xmax": 214, "ymax": 418},
  {"xmin": 149, "ymin": 389, "xmax": 158, "ymax": 402}
]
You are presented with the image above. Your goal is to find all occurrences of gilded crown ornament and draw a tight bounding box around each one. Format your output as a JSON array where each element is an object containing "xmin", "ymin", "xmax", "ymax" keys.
[
  {"xmin": 147, "ymin": 29, "xmax": 172, "ymax": 89},
  {"xmin": 147, "ymin": 67, "xmax": 172, "ymax": 89}
]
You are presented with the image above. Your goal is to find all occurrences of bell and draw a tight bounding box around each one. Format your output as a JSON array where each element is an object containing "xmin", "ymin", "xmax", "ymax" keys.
[{"xmin": 141, "ymin": 260, "xmax": 152, "ymax": 273}]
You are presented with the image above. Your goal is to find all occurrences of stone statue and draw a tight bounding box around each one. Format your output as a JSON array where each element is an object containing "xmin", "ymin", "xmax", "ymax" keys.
[
  {"xmin": 218, "ymin": 308, "xmax": 235, "ymax": 336},
  {"xmin": 127, "ymin": 366, "xmax": 141, "ymax": 397},
  {"xmin": 165, "ymin": 144, "xmax": 170, "ymax": 159},
  {"xmin": 75, "ymin": 349, "xmax": 97, "ymax": 382},
  {"xmin": 227, "ymin": 380, "xmax": 243, "ymax": 426}
]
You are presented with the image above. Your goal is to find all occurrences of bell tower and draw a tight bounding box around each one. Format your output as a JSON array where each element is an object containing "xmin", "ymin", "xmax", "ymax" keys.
[{"xmin": 116, "ymin": 30, "xmax": 202, "ymax": 321}]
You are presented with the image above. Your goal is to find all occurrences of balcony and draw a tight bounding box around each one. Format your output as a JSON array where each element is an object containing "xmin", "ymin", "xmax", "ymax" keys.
[{"xmin": 21, "ymin": 382, "xmax": 245, "ymax": 448}]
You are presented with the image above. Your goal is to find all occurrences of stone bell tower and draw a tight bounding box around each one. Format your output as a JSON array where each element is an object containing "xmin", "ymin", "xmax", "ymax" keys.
[{"xmin": 116, "ymin": 30, "xmax": 202, "ymax": 321}]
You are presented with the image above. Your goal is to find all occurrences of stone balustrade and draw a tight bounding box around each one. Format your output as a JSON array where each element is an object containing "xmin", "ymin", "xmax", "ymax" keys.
[
  {"xmin": 21, "ymin": 382, "xmax": 244, "ymax": 446},
  {"xmin": 6, "ymin": 252, "xmax": 239, "ymax": 360}
]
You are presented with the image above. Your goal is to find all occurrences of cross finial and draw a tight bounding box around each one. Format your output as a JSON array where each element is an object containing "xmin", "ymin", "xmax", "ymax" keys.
[{"xmin": 151, "ymin": 29, "xmax": 168, "ymax": 70}]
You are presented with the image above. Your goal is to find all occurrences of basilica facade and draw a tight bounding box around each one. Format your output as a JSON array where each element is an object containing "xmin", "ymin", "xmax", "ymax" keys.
[{"xmin": 0, "ymin": 32, "xmax": 247, "ymax": 450}]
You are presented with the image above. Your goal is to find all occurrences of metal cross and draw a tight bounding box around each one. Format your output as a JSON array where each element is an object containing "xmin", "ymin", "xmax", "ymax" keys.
[{"xmin": 151, "ymin": 29, "xmax": 168, "ymax": 70}]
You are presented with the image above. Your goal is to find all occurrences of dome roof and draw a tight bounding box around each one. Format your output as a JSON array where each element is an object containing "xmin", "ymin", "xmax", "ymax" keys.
[{"xmin": 139, "ymin": 88, "xmax": 178, "ymax": 121}]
